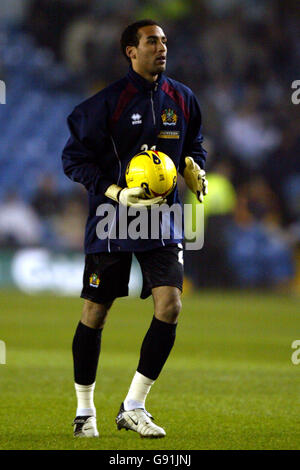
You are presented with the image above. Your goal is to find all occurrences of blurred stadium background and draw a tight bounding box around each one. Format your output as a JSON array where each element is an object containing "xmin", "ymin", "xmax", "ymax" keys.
[
  {"xmin": 0, "ymin": 0, "xmax": 299, "ymax": 294},
  {"xmin": 0, "ymin": 0, "xmax": 300, "ymax": 451}
]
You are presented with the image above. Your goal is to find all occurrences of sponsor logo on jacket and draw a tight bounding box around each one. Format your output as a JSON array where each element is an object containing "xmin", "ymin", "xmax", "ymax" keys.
[{"xmin": 131, "ymin": 113, "xmax": 142, "ymax": 125}]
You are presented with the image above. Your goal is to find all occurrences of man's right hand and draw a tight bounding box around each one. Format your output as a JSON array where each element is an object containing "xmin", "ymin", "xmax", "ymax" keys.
[{"xmin": 105, "ymin": 184, "xmax": 166, "ymax": 207}]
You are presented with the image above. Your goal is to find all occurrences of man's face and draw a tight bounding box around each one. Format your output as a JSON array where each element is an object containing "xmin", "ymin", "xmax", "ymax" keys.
[{"xmin": 127, "ymin": 25, "xmax": 167, "ymax": 78}]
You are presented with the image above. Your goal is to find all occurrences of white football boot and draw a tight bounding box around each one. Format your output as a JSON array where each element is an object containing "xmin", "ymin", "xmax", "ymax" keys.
[
  {"xmin": 116, "ymin": 403, "xmax": 166, "ymax": 438},
  {"xmin": 73, "ymin": 416, "xmax": 99, "ymax": 437}
]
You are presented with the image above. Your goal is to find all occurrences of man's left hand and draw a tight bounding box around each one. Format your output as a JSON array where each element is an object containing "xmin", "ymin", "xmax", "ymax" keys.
[{"xmin": 183, "ymin": 156, "xmax": 208, "ymax": 203}]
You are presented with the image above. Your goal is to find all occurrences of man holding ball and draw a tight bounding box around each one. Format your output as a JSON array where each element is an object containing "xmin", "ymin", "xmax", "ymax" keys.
[{"xmin": 62, "ymin": 19, "xmax": 207, "ymax": 438}]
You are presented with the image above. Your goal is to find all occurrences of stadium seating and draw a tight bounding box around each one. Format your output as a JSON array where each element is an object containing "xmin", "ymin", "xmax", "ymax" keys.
[{"xmin": 0, "ymin": 26, "xmax": 82, "ymax": 201}]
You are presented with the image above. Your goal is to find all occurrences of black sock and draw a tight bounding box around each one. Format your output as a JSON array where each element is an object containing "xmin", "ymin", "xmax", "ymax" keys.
[
  {"xmin": 72, "ymin": 321, "xmax": 102, "ymax": 385},
  {"xmin": 137, "ymin": 316, "xmax": 177, "ymax": 380}
]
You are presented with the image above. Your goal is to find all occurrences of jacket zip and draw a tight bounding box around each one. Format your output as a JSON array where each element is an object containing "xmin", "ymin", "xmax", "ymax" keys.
[
  {"xmin": 151, "ymin": 84, "xmax": 165, "ymax": 246},
  {"xmin": 108, "ymin": 135, "xmax": 122, "ymax": 252},
  {"xmin": 150, "ymin": 90, "xmax": 156, "ymax": 126}
]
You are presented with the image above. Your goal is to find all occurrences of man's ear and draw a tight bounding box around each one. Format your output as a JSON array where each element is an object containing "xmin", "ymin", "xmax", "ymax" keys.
[{"xmin": 126, "ymin": 45, "xmax": 136, "ymax": 61}]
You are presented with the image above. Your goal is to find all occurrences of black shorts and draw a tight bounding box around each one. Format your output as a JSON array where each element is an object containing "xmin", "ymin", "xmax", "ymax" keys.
[{"xmin": 81, "ymin": 244, "xmax": 184, "ymax": 304}]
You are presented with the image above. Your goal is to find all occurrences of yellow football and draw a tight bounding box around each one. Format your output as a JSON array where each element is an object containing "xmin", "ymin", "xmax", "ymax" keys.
[{"xmin": 125, "ymin": 150, "xmax": 177, "ymax": 198}]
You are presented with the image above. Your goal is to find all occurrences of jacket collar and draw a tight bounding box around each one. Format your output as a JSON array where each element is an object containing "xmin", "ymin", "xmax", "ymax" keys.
[{"xmin": 127, "ymin": 65, "xmax": 164, "ymax": 92}]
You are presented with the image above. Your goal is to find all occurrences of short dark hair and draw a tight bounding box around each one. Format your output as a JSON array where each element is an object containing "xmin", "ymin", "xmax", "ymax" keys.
[{"xmin": 120, "ymin": 19, "xmax": 161, "ymax": 63}]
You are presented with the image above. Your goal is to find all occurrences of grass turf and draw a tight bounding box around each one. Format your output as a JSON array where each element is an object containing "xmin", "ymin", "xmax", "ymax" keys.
[{"xmin": 0, "ymin": 289, "xmax": 299, "ymax": 450}]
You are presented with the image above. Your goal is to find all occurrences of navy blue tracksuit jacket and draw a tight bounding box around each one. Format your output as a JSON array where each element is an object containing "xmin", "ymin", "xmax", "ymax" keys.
[{"xmin": 62, "ymin": 66, "xmax": 207, "ymax": 253}]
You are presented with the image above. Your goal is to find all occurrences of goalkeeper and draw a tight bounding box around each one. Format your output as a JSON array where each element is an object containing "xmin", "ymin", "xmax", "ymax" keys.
[{"xmin": 62, "ymin": 19, "xmax": 207, "ymax": 438}]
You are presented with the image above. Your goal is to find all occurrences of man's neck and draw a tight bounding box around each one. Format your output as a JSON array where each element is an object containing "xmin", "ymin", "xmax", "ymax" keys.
[{"xmin": 132, "ymin": 64, "xmax": 158, "ymax": 83}]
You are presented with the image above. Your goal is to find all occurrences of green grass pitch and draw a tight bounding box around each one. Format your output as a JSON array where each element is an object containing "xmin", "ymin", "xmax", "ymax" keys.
[{"xmin": 0, "ymin": 289, "xmax": 299, "ymax": 450}]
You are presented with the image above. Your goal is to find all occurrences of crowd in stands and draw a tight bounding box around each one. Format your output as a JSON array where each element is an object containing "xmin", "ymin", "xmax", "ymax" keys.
[{"xmin": 0, "ymin": 0, "xmax": 299, "ymax": 289}]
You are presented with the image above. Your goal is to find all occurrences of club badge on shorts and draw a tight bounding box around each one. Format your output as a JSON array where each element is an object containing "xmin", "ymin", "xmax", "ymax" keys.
[{"xmin": 89, "ymin": 273, "xmax": 100, "ymax": 288}]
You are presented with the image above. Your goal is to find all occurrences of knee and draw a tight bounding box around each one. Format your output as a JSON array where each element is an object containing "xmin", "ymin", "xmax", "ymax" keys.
[
  {"xmin": 81, "ymin": 300, "xmax": 113, "ymax": 329},
  {"xmin": 155, "ymin": 297, "xmax": 182, "ymax": 324}
]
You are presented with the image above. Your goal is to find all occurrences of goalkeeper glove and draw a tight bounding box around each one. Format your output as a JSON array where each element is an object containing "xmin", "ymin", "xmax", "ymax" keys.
[
  {"xmin": 105, "ymin": 184, "xmax": 166, "ymax": 207},
  {"xmin": 183, "ymin": 156, "xmax": 208, "ymax": 203}
]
